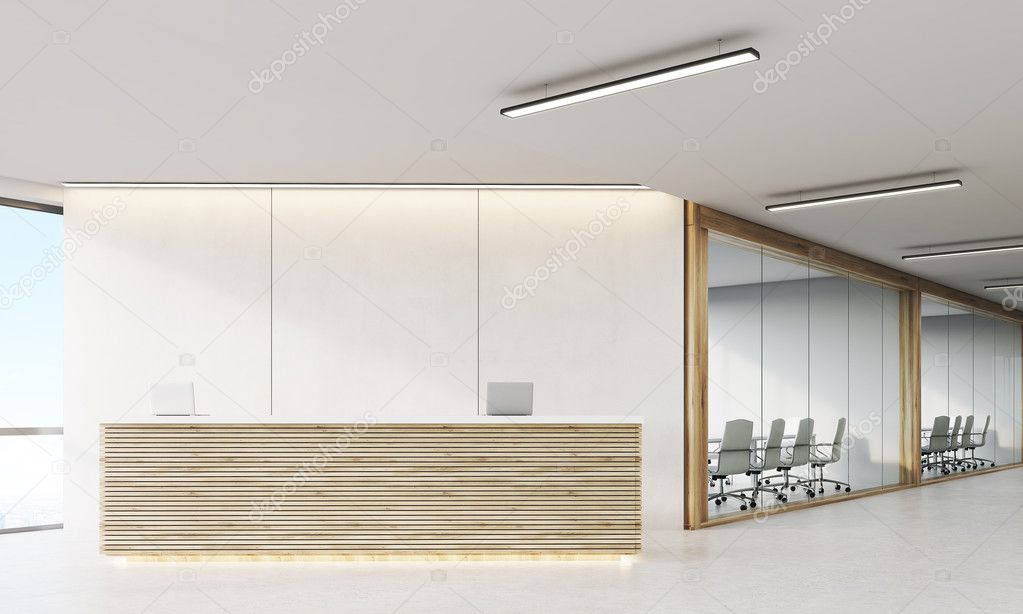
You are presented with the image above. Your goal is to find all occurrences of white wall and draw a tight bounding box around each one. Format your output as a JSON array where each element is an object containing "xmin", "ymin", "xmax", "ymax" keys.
[
  {"xmin": 63, "ymin": 187, "xmax": 685, "ymax": 539},
  {"xmin": 63, "ymin": 187, "xmax": 271, "ymax": 538},
  {"xmin": 477, "ymin": 189, "xmax": 684, "ymax": 528},
  {"xmin": 270, "ymin": 189, "xmax": 479, "ymax": 420}
]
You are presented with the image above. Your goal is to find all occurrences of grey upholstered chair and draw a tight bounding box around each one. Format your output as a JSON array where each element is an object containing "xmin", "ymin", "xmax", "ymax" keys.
[
  {"xmin": 805, "ymin": 418, "xmax": 850, "ymax": 494},
  {"xmin": 744, "ymin": 418, "xmax": 787, "ymax": 503},
  {"xmin": 708, "ymin": 419, "xmax": 756, "ymax": 510},
  {"xmin": 963, "ymin": 415, "xmax": 995, "ymax": 468},
  {"xmin": 764, "ymin": 417, "xmax": 815, "ymax": 498},
  {"xmin": 921, "ymin": 415, "xmax": 951, "ymax": 475},
  {"xmin": 950, "ymin": 414, "xmax": 973, "ymax": 471}
]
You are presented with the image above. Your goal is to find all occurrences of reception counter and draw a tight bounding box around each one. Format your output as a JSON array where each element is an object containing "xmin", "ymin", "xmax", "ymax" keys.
[{"xmin": 99, "ymin": 418, "xmax": 641, "ymax": 558}]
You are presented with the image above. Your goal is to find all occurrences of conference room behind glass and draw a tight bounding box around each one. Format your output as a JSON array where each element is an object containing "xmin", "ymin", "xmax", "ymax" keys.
[
  {"xmin": 706, "ymin": 235, "xmax": 900, "ymax": 518},
  {"xmin": 920, "ymin": 297, "xmax": 1021, "ymax": 479}
]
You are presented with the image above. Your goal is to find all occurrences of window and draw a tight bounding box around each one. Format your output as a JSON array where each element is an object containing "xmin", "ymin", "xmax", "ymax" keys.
[{"xmin": 0, "ymin": 202, "xmax": 63, "ymax": 533}]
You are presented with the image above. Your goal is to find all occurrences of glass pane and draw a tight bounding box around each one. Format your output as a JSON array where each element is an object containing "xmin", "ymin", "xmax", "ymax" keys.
[
  {"xmin": 0, "ymin": 435, "xmax": 63, "ymax": 530},
  {"xmin": 707, "ymin": 238, "xmax": 762, "ymax": 516},
  {"xmin": 0, "ymin": 207, "xmax": 64, "ymax": 428},
  {"xmin": 995, "ymin": 319, "xmax": 1016, "ymax": 465},
  {"xmin": 762, "ymin": 252, "xmax": 809, "ymax": 504},
  {"xmin": 973, "ymin": 314, "xmax": 996, "ymax": 467},
  {"xmin": 921, "ymin": 298, "xmax": 950, "ymax": 437},
  {"xmin": 948, "ymin": 305, "xmax": 974, "ymax": 444},
  {"xmin": 0, "ymin": 206, "xmax": 63, "ymax": 532},
  {"xmin": 810, "ymin": 270, "xmax": 850, "ymax": 495},
  {"xmin": 881, "ymin": 287, "xmax": 901, "ymax": 486},
  {"xmin": 1015, "ymin": 324, "xmax": 1022, "ymax": 465},
  {"xmin": 848, "ymin": 278, "xmax": 883, "ymax": 491}
]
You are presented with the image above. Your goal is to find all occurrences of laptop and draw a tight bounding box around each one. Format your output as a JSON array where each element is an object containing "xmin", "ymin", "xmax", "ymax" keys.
[
  {"xmin": 151, "ymin": 382, "xmax": 197, "ymax": 416},
  {"xmin": 485, "ymin": 382, "xmax": 534, "ymax": 416}
]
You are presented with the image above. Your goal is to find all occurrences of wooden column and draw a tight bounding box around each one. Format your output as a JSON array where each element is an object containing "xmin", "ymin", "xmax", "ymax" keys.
[
  {"xmin": 683, "ymin": 201, "xmax": 709, "ymax": 530},
  {"xmin": 900, "ymin": 288, "xmax": 922, "ymax": 484}
]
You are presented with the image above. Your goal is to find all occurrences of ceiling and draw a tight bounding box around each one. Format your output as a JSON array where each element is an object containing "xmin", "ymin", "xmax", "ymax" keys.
[{"xmin": 2, "ymin": 0, "xmax": 1022, "ymax": 304}]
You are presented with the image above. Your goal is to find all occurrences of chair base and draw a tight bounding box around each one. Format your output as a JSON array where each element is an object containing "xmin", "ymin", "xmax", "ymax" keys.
[
  {"xmin": 707, "ymin": 477, "xmax": 756, "ymax": 511},
  {"xmin": 797, "ymin": 464, "xmax": 851, "ymax": 495}
]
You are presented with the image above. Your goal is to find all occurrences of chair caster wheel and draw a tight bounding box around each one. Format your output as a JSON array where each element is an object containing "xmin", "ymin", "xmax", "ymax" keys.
[
  {"xmin": 991, "ymin": 464, "xmax": 996, "ymax": 467},
  {"xmin": 740, "ymin": 505, "xmax": 747, "ymax": 511},
  {"xmin": 764, "ymin": 479, "xmax": 771, "ymax": 484},
  {"xmin": 714, "ymin": 499, "xmax": 722, "ymax": 506},
  {"xmin": 845, "ymin": 487, "xmax": 851, "ymax": 492},
  {"xmin": 835, "ymin": 484, "xmax": 841, "ymax": 490},
  {"xmin": 818, "ymin": 488, "xmax": 824, "ymax": 494},
  {"xmin": 808, "ymin": 492, "xmax": 815, "ymax": 498},
  {"xmin": 790, "ymin": 486, "xmax": 796, "ymax": 492},
  {"xmin": 749, "ymin": 501, "xmax": 757, "ymax": 508},
  {"xmin": 776, "ymin": 495, "xmax": 784, "ymax": 500}
]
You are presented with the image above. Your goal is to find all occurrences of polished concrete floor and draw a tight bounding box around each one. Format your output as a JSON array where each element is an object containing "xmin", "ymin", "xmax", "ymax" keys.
[{"xmin": 2, "ymin": 468, "xmax": 1021, "ymax": 614}]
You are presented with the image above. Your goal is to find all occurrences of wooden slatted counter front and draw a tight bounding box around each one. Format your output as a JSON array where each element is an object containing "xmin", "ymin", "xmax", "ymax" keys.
[{"xmin": 99, "ymin": 420, "xmax": 641, "ymax": 558}]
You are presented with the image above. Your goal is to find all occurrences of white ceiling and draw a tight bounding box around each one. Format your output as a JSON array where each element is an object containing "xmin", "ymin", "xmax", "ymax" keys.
[{"xmin": 2, "ymin": 0, "xmax": 1022, "ymax": 303}]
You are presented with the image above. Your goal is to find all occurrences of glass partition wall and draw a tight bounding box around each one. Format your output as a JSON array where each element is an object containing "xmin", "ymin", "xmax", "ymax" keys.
[
  {"xmin": 921, "ymin": 296, "xmax": 1022, "ymax": 479},
  {"xmin": 707, "ymin": 235, "xmax": 901, "ymax": 518}
]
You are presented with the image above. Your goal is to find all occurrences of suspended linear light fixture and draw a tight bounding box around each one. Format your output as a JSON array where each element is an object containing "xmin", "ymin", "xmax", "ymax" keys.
[
  {"xmin": 500, "ymin": 47, "xmax": 760, "ymax": 118},
  {"xmin": 903, "ymin": 243, "xmax": 1023, "ymax": 261},
  {"xmin": 767, "ymin": 179, "xmax": 963, "ymax": 212},
  {"xmin": 984, "ymin": 281, "xmax": 1023, "ymax": 290}
]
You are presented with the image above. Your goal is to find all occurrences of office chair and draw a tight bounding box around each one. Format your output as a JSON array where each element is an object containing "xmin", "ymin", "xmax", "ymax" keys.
[
  {"xmin": 921, "ymin": 415, "xmax": 951, "ymax": 475},
  {"xmin": 963, "ymin": 415, "xmax": 995, "ymax": 468},
  {"xmin": 803, "ymin": 417, "xmax": 851, "ymax": 494},
  {"xmin": 763, "ymin": 417, "xmax": 815, "ymax": 498},
  {"xmin": 744, "ymin": 418, "xmax": 788, "ymax": 503},
  {"xmin": 952, "ymin": 415, "xmax": 975, "ymax": 471},
  {"xmin": 707, "ymin": 419, "xmax": 756, "ymax": 511},
  {"xmin": 944, "ymin": 415, "xmax": 963, "ymax": 472}
]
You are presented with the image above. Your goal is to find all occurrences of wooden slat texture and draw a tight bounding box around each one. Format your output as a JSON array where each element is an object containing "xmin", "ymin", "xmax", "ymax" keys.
[{"xmin": 100, "ymin": 423, "xmax": 641, "ymax": 556}]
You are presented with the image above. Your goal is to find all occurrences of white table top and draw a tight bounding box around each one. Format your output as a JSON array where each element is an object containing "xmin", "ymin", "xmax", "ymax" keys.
[{"xmin": 106, "ymin": 415, "xmax": 643, "ymax": 426}]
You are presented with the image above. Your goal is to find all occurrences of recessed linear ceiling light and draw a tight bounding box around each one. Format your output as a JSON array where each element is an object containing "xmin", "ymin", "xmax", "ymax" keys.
[
  {"xmin": 985, "ymin": 281, "xmax": 1023, "ymax": 290},
  {"xmin": 902, "ymin": 243, "xmax": 1023, "ymax": 261},
  {"xmin": 766, "ymin": 179, "xmax": 963, "ymax": 212},
  {"xmin": 60, "ymin": 182, "xmax": 650, "ymax": 190},
  {"xmin": 500, "ymin": 47, "xmax": 760, "ymax": 118}
]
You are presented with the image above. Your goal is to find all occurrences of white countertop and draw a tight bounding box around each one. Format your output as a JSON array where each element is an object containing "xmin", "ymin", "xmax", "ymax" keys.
[{"xmin": 106, "ymin": 415, "xmax": 642, "ymax": 425}]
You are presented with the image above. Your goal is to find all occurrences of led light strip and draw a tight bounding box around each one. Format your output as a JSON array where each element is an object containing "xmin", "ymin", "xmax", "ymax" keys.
[
  {"xmin": 984, "ymin": 281, "xmax": 1023, "ymax": 290},
  {"xmin": 500, "ymin": 48, "xmax": 760, "ymax": 118},
  {"xmin": 903, "ymin": 243, "xmax": 1023, "ymax": 261},
  {"xmin": 61, "ymin": 182, "xmax": 650, "ymax": 190},
  {"xmin": 767, "ymin": 180, "xmax": 963, "ymax": 212}
]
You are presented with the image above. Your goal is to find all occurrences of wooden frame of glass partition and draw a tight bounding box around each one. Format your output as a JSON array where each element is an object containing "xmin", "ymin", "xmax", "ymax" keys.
[{"xmin": 684, "ymin": 201, "xmax": 1023, "ymax": 529}]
